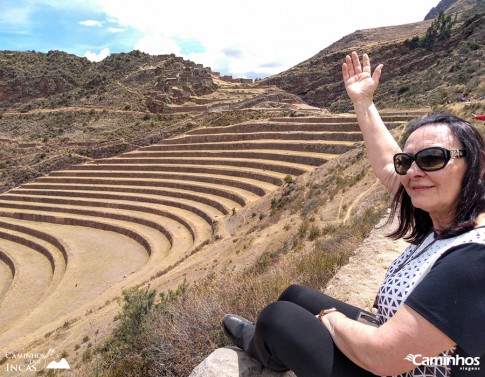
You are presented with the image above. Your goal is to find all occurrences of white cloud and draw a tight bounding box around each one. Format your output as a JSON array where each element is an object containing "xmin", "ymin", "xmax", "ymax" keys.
[
  {"xmin": 0, "ymin": 6, "xmax": 30, "ymax": 26},
  {"xmin": 107, "ymin": 27, "xmax": 125, "ymax": 33},
  {"xmin": 134, "ymin": 34, "xmax": 182, "ymax": 56},
  {"xmin": 79, "ymin": 19, "xmax": 102, "ymax": 27},
  {"xmin": 78, "ymin": 0, "xmax": 441, "ymax": 77},
  {"xmin": 84, "ymin": 47, "xmax": 110, "ymax": 62}
]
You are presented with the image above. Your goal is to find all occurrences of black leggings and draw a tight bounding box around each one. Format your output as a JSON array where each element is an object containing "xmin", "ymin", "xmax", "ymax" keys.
[{"xmin": 247, "ymin": 285, "xmax": 377, "ymax": 377}]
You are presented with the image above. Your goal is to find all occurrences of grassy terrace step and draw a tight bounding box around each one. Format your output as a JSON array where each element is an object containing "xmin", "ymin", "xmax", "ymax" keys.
[
  {"xmin": 268, "ymin": 116, "xmax": 360, "ymax": 124},
  {"xmin": 162, "ymin": 131, "xmax": 364, "ymax": 144},
  {"xmin": 378, "ymin": 111, "xmax": 429, "ymax": 117},
  {"xmin": 268, "ymin": 114, "xmax": 425, "ymax": 123},
  {"xmin": 0, "ymin": 220, "xmax": 154, "ymax": 347},
  {"xmin": 190, "ymin": 120, "xmax": 408, "ymax": 135},
  {"xmin": 0, "ymin": 239, "xmax": 54, "ymax": 334},
  {"xmin": 61, "ymin": 164, "xmax": 290, "ymax": 185},
  {"xmin": 42, "ymin": 172, "xmax": 277, "ymax": 197},
  {"xmin": 120, "ymin": 150, "xmax": 334, "ymax": 166},
  {"xmin": 83, "ymin": 159, "xmax": 312, "ymax": 177},
  {"xmin": 17, "ymin": 185, "xmax": 236, "ymax": 215},
  {"xmin": 0, "ymin": 229, "xmax": 55, "ymax": 272},
  {"xmin": 0, "ymin": 249, "xmax": 15, "ymax": 278},
  {"xmin": 10, "ymin": 190, "xmax": 224, "ymax": 225},
  {"xmin": 0, "ymin": 211, "xmax": 160, "ymax": 258},
  {"xmin": 0, "ymin": 194, "xmax": 213, "ymax": 240},
  {"xmin": 0, "ymin": 219, "xmax": 68, "ymax": 264},
  {"xmin": 140, "ymin": 140, "xmax": 356, "ymax": 154},
  {"xmin": 0, "ymin": 225, "xmax": 67, "ymax": 299},
  {"xmin": 22, "ymin": 180, "xmax": 253, "ymax": 207},
  {"xmin": 0, "ymin": 222, "xmax": 68, "ymax": 308},
  {"xmin": 0, "ymin": 199, "xmax": 198, "ymax": 246},
  {"xmin": 0, "ymin": 251, "xmax": 13, "ymax": 303}
]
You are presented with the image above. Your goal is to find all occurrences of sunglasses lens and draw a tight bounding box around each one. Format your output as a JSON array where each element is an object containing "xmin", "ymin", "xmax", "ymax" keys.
[
  {"xmin": 416, "ymin": 148, "xmax": 446, "ymax": 171},
  {"xmin": 394, "ymin": 154, "xmax": 413, "ymax": 175}
]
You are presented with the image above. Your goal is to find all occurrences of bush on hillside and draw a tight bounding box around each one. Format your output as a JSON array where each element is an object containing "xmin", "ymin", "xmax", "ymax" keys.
[
  {"xmin": 403, "ymin": 11, "xmax": 456, "ymax": 50},
  {"xmin": 92, "ymin": 193, "xmax": 388, "ymax": 376}
]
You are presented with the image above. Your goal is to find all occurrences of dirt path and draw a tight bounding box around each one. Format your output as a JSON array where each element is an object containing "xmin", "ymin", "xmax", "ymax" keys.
[
  {"xmin": 342, "ymin": 178, "xmax": 379, "ymax": 224},
  {"xmin": 325, "ymin": 215, "xmax": 407, "ymax": 311}
]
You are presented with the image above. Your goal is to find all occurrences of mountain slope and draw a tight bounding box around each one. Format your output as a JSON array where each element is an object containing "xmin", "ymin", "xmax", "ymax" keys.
[
  {"xmin": 261, "ymin": 0, "xmax": 484, "ymax": 112},
  {"xmin": 0, "ymin": 50, "xmax": 217, "ymax": 113}
]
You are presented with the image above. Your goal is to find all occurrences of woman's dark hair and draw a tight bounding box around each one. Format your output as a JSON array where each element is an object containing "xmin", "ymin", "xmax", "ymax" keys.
[{"xmin": 388, "ymin": 112, "xmax": 485, "ymax": 244}]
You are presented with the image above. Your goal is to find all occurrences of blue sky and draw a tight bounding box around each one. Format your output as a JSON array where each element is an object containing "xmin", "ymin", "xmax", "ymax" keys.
[{"xmin": 0, "ymin": 0, "xmax": 441, "ymax": 79}]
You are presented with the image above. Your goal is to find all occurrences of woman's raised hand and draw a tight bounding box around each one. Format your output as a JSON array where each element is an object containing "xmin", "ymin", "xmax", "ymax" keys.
[{"xmin": 342, "ymin": 52, "xmax": 383, "ymax": 104}]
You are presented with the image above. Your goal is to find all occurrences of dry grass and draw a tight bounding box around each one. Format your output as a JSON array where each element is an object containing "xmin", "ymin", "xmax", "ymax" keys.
[
  {"xmin": 87, "ymin": 206, "xmax": 384, "ymax": 377},
  {"xmin": 73, "ymin": 146, "xmax": 389, "ymax": 377}
]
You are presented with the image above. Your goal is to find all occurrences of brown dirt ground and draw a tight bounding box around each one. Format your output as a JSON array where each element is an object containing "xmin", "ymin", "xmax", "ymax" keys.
[{"xmin": 325, "ymin": 215, "xmax": 407, "ymax": 311}]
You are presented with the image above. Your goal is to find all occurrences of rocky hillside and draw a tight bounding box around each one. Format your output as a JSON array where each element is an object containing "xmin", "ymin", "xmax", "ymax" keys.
[
  {"xmin": 0, "ymin": 50, "xmax": 304, "ymax": 193},
  {"xmin": 261, "ymin": 0, "xmax": 484, "ymax": 112},
  {"xmin": 1, "ymin": 0, "xmax": 484, "ymax": 197},
  {"xmin": 0, "ymin": 50, "xmax": 217, "ymax": 113}
]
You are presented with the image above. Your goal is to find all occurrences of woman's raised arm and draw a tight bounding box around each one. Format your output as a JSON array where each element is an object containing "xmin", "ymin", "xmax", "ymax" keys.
[{"xmin": 343, "ymin": 52, "xmax": 401, "ymax": 194}]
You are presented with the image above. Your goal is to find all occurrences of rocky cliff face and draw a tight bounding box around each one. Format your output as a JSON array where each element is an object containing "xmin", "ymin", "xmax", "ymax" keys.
[
  {"xmin": 425, "ymin": 0, "xmax": 459, "ymax": 19},
  {"xmin": 0, "ymin": 50, "xmax": 90, "ymax": 103},
  {"xmin": 424, "ymin": 0, "xmax": 479, "ymax": 20}
]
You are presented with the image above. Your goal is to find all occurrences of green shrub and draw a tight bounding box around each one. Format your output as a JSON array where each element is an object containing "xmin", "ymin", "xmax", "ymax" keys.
[
  {"xmin": 82, "ymin": 348, "xmax": 92, "ymax": 362},
  {"xmin": 420, "ymin": 11, "xmax": 456, "ymax": 50},
  {"xmin": 114, "ymin": 287, "xmax": 156, "ymax": 344},
  {"xmin": 308, "ymin": 224, "xmax": 321, "ymax": 241},
  {"xmin": 284, "ymin": 175, "xmax": 294, "ymax": 184}
]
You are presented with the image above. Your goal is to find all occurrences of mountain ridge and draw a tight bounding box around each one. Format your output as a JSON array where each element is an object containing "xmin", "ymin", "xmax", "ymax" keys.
[{"xmin": 261, "ymin": 0, "xmax": 484, "ymax": 111}]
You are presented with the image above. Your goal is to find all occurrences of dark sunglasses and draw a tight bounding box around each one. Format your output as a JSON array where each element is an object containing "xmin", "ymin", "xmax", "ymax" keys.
[{"xmin": 393, "ymin": 147, "xmax": 466, "ymax": 175}]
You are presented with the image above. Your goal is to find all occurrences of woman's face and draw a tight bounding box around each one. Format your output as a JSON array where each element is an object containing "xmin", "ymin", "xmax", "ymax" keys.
[{"xmin": 399, "ymin": 123, "xmax": 467, "ymax": 230}]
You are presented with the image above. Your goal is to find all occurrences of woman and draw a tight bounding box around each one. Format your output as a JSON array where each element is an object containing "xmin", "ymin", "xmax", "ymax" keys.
[{"xmin": 222, "ymin": 52, "xmax": 485, "ymax": 377}]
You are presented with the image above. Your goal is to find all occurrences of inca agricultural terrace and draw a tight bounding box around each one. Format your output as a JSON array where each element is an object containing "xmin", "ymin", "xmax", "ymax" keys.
[{"xmin": 0, "ymin": 111, "xmax": 423, "ymax": 355}]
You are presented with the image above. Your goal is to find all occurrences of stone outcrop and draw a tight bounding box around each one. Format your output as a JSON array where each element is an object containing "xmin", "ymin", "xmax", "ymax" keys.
[
  {"xmin": 189, "ymin": 347, "xmax": 296, "ymax": 377},
  {"xmin": 146, "ymin": 57, "xmax": 218, "ymax": 112}
]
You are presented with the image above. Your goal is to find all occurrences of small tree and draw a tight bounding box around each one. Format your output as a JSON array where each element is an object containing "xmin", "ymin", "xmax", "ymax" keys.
[
  {"xmin": 115, "ymin": 287, "xmax": 156, "ymax": 346},
  {"xmin": 421, "ymin": 11, "xmax": 456, "ymax": 50}
]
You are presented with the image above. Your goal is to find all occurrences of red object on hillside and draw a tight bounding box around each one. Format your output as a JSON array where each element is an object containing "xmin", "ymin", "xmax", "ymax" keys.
[{"xmin": 474, "ymin": 114, "xmax": 485, "ymax": 121}]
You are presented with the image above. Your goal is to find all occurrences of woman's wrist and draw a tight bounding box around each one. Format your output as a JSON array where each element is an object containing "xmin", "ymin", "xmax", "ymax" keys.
[
  {"xmin": 317, "ymin": 308, "xmax": 344, "ymax": 335},
  {"xmin": 317, "ymin": 308, "xmax": 338, "ymax": 321},
  {"xmin": 352, "ymin": 98, "xmax": 375, "ymax": 112}
]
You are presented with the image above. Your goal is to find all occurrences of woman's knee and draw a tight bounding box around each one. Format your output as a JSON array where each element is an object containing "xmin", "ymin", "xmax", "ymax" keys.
[
  {"xmin": 257, "ymin": 301, "xmax": 297, "ymax": 335},
  {"xmin": 278, "ymin": 285, "xmax": 328, "ymax": 312},
  {"xmin": 277, "ymin": 284, "xmax": 306, "ymax": 302}
]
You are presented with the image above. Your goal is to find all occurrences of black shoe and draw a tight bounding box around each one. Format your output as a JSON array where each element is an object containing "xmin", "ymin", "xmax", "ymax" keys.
[{"xmin": 222, "ymin": 314, "xmax": 255, "ymax": 352}]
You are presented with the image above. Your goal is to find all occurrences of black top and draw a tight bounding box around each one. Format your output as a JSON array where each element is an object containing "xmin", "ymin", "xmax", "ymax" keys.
[{"xmin": 406, "ymin": 243, "xmax": 485, "ymax": 376}]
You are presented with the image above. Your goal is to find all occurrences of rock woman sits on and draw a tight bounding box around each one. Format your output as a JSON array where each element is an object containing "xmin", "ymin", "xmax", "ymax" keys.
[{"xmin": 222, "ymin": 52, "xmax": 485, "ymax": 377}]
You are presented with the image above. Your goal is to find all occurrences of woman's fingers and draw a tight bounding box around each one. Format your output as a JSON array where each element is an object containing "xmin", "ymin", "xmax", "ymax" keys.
[
  {"xmin": 372, "ymin": 63, "xmax": 384, "ymax": 84},
  {"xmin": 344, "ymin": 52, "xmax": 365, "ymax": 80},
  {"xmin": 343, "ymin": 52, "xmax": 383, "ymax": 89},
  {"xmin": 362, "ymin": 53, "xmax": 371, "ymax": 74},
  {"xmin": 351, "ymin": 51, "xmax": 362, "ymax": 74},
  {"xmin": 344, "ymin": 54, "xmax": 354, "ymax": 78},
  {"xmin": 342, "ymin": 62, "xmax": 350, "ymax": 82}
]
